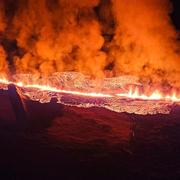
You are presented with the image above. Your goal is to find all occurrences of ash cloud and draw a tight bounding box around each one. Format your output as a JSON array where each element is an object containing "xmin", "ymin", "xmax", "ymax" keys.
[{"xmin": 0, "ymin": 0, "xmax": 179, "ymax": 87}]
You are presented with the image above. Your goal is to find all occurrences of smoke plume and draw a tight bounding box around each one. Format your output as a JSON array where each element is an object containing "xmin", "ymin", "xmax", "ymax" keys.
[{"xmin": 0, "ymin": 0, "xmax": 179, "ymax": 87}]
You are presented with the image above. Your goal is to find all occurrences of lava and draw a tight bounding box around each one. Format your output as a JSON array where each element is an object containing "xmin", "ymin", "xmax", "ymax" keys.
[
  {"xmin": 116, "ymin": 88, "xmax": 180, "ymax": 102},
  {"xmin": 0, "ymin": 77, "xmax": 113, "ymax": 98},
  {"xmin": 0, "ymin": 76, "xmax": 180, "ymax": 102}
]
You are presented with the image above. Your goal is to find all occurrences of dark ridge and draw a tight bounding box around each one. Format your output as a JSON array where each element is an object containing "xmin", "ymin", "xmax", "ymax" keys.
[
  {"xmin": 7, "ymin": 84, "xmax": 26, "ymax": 127},
  {"xmin": 22, "ymin": 97, "xmax": 64, "ymax": 130}
]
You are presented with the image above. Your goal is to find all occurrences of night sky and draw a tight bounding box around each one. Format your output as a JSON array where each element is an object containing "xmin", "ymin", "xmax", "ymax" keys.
[{"xmin": 171, "ymin": 0, "xmax": 180, "ymax": 29}]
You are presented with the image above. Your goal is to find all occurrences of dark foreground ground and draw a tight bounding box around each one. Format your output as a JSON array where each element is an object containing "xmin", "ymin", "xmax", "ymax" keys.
[{"xmin": 0, "ymin": 88, "xmax": 180, "ymax": 180}]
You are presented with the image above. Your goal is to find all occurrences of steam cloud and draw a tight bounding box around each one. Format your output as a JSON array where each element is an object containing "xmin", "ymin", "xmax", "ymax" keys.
[{"xmin": 0, "ymin": 0, "xmax": 179, "ymax": 87}]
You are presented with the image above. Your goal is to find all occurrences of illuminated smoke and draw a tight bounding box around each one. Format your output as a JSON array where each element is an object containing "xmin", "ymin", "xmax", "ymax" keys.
[
  {"xmin": 0, "ymin": 0, "xmax": 179, "ymax": 87},
  {"xmin": 0, "ymin": 1, "xmax": 8, "ymax": 75},
  {"xmin": 11, "ymin": 0, "xmax": 106, "ymax": 78},
  {"xmin": 111, "ymin": 0, "xmax": 180, "ymax": 87}
]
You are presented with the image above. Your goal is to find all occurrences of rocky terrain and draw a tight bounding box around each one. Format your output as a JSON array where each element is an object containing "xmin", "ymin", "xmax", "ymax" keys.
[{"xmin": 0, "ymin": 87, "xmax": 180, "ymax": 179}]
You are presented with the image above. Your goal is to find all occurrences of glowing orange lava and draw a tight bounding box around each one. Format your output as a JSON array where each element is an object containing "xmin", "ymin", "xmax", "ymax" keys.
[
  {"xmin": 0, "ymin": 78, "xmax": 180, "ymax": 102},
  {"xmin": 116, "ymin": 87, "xmax": 180, "ymax": 102}
]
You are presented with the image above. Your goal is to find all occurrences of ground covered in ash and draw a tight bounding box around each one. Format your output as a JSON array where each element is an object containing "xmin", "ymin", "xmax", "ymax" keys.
[{"xmin": 0, "ymin": 89, "xmax": 180, "ymax": 179}]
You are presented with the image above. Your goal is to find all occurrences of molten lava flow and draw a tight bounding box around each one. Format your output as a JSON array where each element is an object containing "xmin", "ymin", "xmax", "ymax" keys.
[
  {"xmin": 0, "ymin": 75, "xmax": 179, "ymax": 102},
  {"xmin": 116, "ymin": 87, "xmax": 180, "ymax": 102},
  {"xmin": 0, "ymin": 77, "xmax": 113, "ymax": 98},
  {"xmin": 0, "ymin": 73, "xmax": 180, "ymax": 115}
]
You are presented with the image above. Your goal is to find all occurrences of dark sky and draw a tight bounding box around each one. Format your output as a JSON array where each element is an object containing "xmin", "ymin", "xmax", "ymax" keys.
[{"xmin": 171, "ymin": 0, "xmax": 180, "ymax": 29}]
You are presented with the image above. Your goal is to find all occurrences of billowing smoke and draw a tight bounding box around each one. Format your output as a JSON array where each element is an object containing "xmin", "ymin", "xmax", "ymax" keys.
[
  {"xmin": 0, "ymin": 1, "xmax": 8, "ymax": 76},
  {"xmin": 0, "ymin": 0, "xmax": 179, "ymax": 87},
  {"xmin": 111, "ymin": 0, "xmax": 180, "ymax": 87}
]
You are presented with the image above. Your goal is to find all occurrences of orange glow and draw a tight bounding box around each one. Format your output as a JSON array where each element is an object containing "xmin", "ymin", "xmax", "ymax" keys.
[
  {"xmin": 0, "ymin": 78, "xmax": 113, "ymax": 98},
  {"xmin": 116, "ymin": 87, "xmax": 180, "ymax": 102},
  {"xmin": 0, "ymin": 77, "xmax": 180, "ymax": 102}
]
